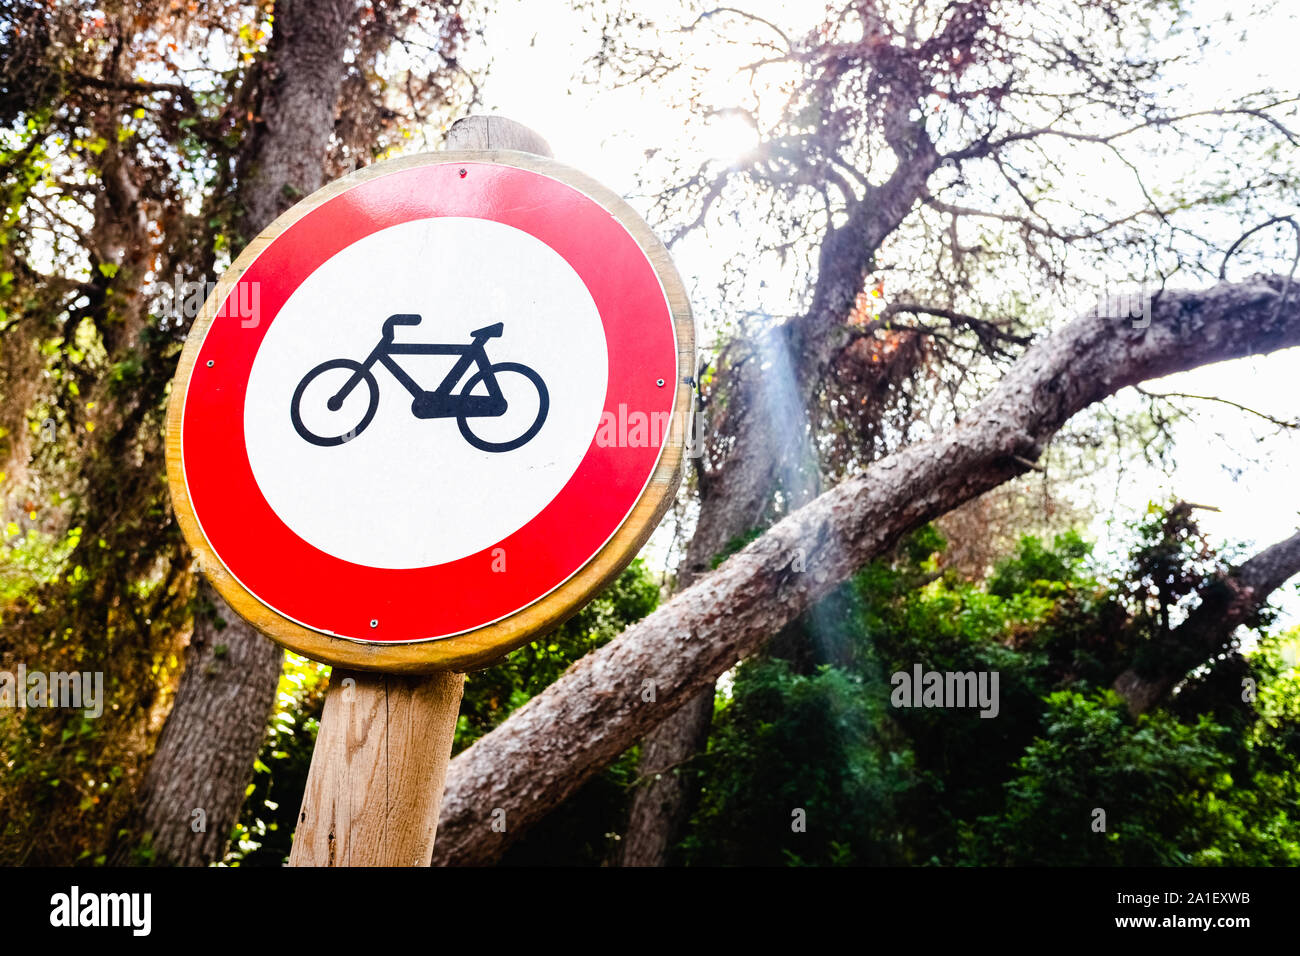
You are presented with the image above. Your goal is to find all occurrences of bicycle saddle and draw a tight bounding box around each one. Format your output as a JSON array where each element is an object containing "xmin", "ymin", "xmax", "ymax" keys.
[
  {"xmin": 471, "ymin": 322, "xmax": 504, "ymax": 339},
  {"xmin": 382, "ymin": 313, "xmax": 423, "ymax": 336}
]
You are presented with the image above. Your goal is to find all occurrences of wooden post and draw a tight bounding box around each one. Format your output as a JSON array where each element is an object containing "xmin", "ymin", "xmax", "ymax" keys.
[
  {"xmin": 288, "ymin": 670, "xmax": 465, "ymax": 866},
  {"xmin": 443, "ymin": 114, "xmax": 553, "ymax": 155},
  {"xmin": 288, "ymin": 116, "xmax": 553, "ymax": 867}
]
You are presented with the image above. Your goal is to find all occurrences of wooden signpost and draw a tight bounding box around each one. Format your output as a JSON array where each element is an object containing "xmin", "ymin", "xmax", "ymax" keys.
[{"xmin": 165, "ymin": 116, "xmax": 693, "ymax": 865}]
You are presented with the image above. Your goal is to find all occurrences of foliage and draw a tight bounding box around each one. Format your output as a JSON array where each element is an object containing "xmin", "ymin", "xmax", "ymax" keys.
[
  {"xmin": 961, "ymin": 688, "xmax": 1300, "ymax": 865},
  {"xmin": 678, "ymin": 509, "xmax": 1300, "ymax": 866},
  {"xmin": 455, "ymin": 559, "xmax": 661, "ymax": 750},
  {"xmin": 681, "ymin": 658, "xmax": 907, "ymax": 866},
  {"xmin": 987, "ymin": 530, "xmax": 1093, "ymax": 600},
  {"xmin": 223, "ymin": 654, "xmax": 328, "ymax": 867}
]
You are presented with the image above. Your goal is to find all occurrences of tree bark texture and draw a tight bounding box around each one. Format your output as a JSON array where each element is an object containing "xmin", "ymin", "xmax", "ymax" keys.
[
  {"xmin": 618, "ymin": 690, "xmax": 715, "ymax": 866},
  {"xmin": 132, "ymin": 0, "xmax": 360, "ymax": 866},
  {"xmin": 235, "ymin": 0, "xmax": 358, "ymax": 243},
  {"xmin": 432, "ymin": 275, "xmax": 1300, "ymax": 866},
  {"xmin": 128, "ymin": 579, "xmax": 284, "ymax": 864}
]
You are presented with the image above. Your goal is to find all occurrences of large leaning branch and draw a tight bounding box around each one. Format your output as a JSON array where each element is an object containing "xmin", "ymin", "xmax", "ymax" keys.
[
  {"xmin": 1114, "ymin": 527, "xmax": 1300, "ymax": 714},
  {"xmin": 431, "ymin": 275, "xmax": 1300, "ymax": 866}
]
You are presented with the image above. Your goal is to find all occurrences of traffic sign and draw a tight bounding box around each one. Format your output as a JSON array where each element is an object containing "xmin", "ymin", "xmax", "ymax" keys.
[{"xmin": 167, "ymin": 150, "xmax": 693, "ymax": 672}]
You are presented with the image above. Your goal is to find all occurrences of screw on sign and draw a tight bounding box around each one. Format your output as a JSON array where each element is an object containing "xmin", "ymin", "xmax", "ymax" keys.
[{"xmin": 165, "ymin": 116, "xmax": 694, "ymax": 866}]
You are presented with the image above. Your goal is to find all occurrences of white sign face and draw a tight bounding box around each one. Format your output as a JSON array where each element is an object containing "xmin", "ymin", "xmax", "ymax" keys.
[{"xmin": 243, "ymin": 217, "xmax": 609, "ymax": 569}]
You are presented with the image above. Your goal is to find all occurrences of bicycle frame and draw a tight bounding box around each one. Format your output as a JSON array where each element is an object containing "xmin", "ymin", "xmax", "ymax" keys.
[{"xmin": 332, "ymin": 326, "xmax": 506, "ymax": 419}]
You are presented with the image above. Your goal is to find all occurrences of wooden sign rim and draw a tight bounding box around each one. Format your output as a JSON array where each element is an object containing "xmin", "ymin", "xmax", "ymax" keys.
[{"xmin": 165, "ymin": 149, "xmax": 694, "ymax": 673}]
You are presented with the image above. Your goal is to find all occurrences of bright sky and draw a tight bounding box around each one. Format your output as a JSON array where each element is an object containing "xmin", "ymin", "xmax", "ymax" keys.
[
  {"xmin": 1078, "ymin": 0, "xmax": 1300, "ymax": 622},
  {"xmin": 474, "ymin": 0, "xmax": 1300, "ymax": 618}
]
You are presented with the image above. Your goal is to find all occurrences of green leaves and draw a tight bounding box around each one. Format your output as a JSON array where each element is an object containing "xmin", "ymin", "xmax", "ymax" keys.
[
  {"xmin": 224, "ymin": 654, "xmax": 329, "ymax": 866},
  {"xmin": 961, "ymin": 688, "xmax": 1300, "ymax": 865},
  {"xmin": 455, "ymin": 559, "xmax": 661, "ymax": 752},
  {"xmin": 680, "ymin": 517, "xmax": 1300, "ymax": 866}
]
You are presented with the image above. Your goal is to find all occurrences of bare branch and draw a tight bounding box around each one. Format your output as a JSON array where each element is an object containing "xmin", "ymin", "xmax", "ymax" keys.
[{"xmin": 1135, "ymin": 386, "xmax": 1300, "ymax": 430}]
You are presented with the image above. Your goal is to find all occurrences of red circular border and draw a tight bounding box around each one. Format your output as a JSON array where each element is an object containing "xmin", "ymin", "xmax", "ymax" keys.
[{"xmin": 181, "ymin": 162, "xmax": 677, "ymax": 643}]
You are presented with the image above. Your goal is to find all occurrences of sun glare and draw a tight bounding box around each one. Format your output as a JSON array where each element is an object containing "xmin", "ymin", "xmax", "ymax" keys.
[{"xmin": 700, "ymin": 110, "xmax": 761, "ymax": 163}]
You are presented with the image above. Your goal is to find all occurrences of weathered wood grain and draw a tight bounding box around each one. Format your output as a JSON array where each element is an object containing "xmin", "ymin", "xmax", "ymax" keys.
[{"xmin": 288, "ymin": 669, "xmax": 465, "ymax": 866}]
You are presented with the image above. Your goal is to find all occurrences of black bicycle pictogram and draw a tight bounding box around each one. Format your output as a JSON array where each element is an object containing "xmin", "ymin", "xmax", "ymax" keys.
[{"xmin": 290, "ymin": 314, "xmax": 549, "ymax": 452}]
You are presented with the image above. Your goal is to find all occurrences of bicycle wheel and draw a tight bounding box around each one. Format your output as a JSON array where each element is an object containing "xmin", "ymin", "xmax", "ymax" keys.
[
  {"xmin": 290, "ymin": 358, "xmax": 380, "ymax": 447},
  {"xmin": 456, "ymin": 362, "xmax": 549, "ymax": 453}
]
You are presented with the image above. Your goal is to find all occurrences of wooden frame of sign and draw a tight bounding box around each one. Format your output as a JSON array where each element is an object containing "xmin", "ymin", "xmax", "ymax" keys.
[{"xmin": 165, "ymin": 146, "xmax": 694, "ymax": 675}]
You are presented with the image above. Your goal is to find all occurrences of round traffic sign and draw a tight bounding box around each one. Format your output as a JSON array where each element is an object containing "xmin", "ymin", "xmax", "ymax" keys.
[{"xmin": 167, "ymin": 151, "xmax": 692, "ymax": 671}]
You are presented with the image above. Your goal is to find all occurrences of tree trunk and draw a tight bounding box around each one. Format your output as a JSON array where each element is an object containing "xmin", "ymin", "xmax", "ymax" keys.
[
  {"xmin": 235, "ymin": 0, "xmax": 359, "ymax": 244},
  {"xmin": 619, "ymin": 93, "xmax": 942, "ymax": 863},
  {"xmin": 128, "ymin": 0, "xmax": 360, "ymax": 866},
  {"xmin": 619, "ymin": 358, "xmax": 818, "ymax": 865},
  {"xmin": 620, "ymin": 323, "xmax": 836, "ymax": 863},
  {"xmin": 127, "ymin": 580, "xmax": 284, "ymax": 865},
  {"xmin": 432, "ymin": 275, "xmax": 1300, "ymax": 865},
  {"xmin": 618, "ymin": 690, "xmax": 715, "ymax": 865}
]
